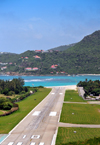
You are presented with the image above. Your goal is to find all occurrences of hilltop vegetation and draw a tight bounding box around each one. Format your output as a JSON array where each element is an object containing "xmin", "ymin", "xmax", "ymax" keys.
[
  {"xmin": 48, "ymin": 43, "xmax": 76, "ymax": 51},
  {"xmin": 0, "ymin": 30, "xmax": 100, "ymax": 75}
]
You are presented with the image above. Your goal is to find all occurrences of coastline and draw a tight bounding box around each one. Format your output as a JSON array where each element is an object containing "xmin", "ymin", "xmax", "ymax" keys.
[
  {"xmin": 1, "ymin": 73, "xmax": 100, "ymax": 76},
  {"xmin": 46, "ymin": 85, "xmax": 77, "ymax": 90}
]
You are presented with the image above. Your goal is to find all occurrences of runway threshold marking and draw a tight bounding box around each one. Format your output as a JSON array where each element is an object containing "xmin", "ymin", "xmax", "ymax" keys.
[
  {"xmin": 39, "ymin": 142, "xmax": 44, "ymax": 145},
  {"xmin": 7, "ymin": 142, "xmax": 14, "ymax": 145},
  {"xmin": 16, "ymin": 142, "xmax": 23, "ymax": 145},
  {"xmin": 49, "ymin": 112, "xmax": 57, "ymax": 116},
  {"xmin": 32, "ymin": 111, "xmax": 41, "ymax": 116},
  {"xmin": 30, "ymin": 142, "xmax": 36, "ymax": 145},
  {"xmin": 51, "ymin": 93, "xmax": 55, "ymax": 94},
  {"xmin": 31, "ymin": 135, "xmax": 40, "ymax": 139},
  {"xmin": 59, "ymin": 93, "xmax": 63, "ymax": 95},
  {"xmin": 23, "ymin": 135, "xmax": 26, "ymax": 139}
]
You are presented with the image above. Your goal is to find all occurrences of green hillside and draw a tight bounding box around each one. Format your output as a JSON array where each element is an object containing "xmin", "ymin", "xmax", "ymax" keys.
[
  {"xmin": 48, "ymin": 43, "xmax": 76, "ymax": 51},
  {"xmin": 0, "ymin": 30, "xmax": 100, "ymax": 75}
]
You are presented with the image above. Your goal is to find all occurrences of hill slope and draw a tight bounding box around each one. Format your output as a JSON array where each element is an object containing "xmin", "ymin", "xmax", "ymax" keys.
[
  {"xmin": 48, "ymin": 43, "xmax": 76, "ymax": 51},
  {"xmin": 0, "ymin": 30, "xmax": 100, "ymax": 75},
  {"xmin": 63, "ymin": 30, "xmax": 100, "ymax": 74}
]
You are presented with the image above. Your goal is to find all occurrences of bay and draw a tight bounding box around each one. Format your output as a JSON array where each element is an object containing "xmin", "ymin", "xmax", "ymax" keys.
[{"xmin": 0, "ymin": 75, "xmax": 100, "ymax": 87}]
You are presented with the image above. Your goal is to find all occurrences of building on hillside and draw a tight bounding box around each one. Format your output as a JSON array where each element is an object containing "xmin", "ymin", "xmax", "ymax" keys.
[
  {"xmin": 33, "ymin": 67, "xmax": 39, "ymax": 71},
  {"xmin": 54, "ymin": 65, "xmax": 58, "ymax": 67},
  {"xmin": 60, "ymin": 71, "xmax": 65, "ymax": 74},
  {"xmin": 0, "ymin": 62, "xmax": 8, "ymax": 65},
  {"xmin": 1, "ymin": 66, "xmax": 7, "ymax": 70},
  {"xmin": 42, "ymin": 50, "xmax": 49, "ymax": 53},
  {"xmin": 9, "ymin": 62, "xmax": 12, "ymax": 65},
  {"xmin": 50, "ymin": 65, "xmax": 58, "ymax": 69},
  {"xmin": 25, "ymin": 57, "xmax": 28, "ymax": 59},
  {"xmin": 48, "ymin": 50, "xmax": 53, "ymax": 53},
  {"xmin": 25, "ymin": 67, "xmax": 39, "ymax": 71},
  {"xmin": 33, "ymin": 55, "xmax": 41, "ymax": 59},
  {"xmin": 35, "ymin": 50, "xmax": 42, "ymax": 53},
  {"xmin": 25, "ymin": 67, "xmax": 32, "ymax": 71}
]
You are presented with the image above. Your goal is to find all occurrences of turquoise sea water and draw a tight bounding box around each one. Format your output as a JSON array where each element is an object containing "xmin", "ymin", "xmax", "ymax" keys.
[{"xmin": 0, "ymin": 75, "xmax": 100, "ymax": 87}]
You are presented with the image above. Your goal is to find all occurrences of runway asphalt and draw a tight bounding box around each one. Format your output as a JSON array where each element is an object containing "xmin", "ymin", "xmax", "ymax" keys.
[{"xmin": 1, "ymin": 87, "xmax": 65, "ymax": 145}]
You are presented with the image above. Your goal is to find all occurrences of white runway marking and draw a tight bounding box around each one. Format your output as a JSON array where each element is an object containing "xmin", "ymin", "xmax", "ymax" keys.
[
  {"xmin": 7, "ymin": 142, "xmax": 14, "ymax": 145},
  {"xmin": 49, "ymin": 112, "xmax": 57, "ymax": 116},
  {"xmin": 58, "ymin": 110, "xmax": 61, "ymax": 122},
  {"xmin": 59, "ymin": 93, "xmax": 63, "ymax": 95},
  {"xmin": 23, "ymin": 135, "xmax": 26, "ymax": 139},
  {"xmin": 16, "ymin": 142, "xmax": 23, "ymax": 145},
  {"xmin": 31, "ymin": 135, "xmax": 40, "ymax": 139},
  {"xmin": 39, "ymin": 142, "xmax": 44, "ymax": 145},
  {"xmin": 30, "ymin": 142, "xmax": 36, "ymax": 145},
  {"xmin": 32, "ymin": 111, "xmax": 41, "ymax": 116},
  {"xmin": 51, "ymin": 93, "xmax": 55, "ymax": 94}
]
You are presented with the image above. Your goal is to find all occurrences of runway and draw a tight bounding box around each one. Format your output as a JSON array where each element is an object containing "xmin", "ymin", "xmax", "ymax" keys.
[{"xmin": 1, "ymin": 87, "xmax": 65, "ymax": 145}]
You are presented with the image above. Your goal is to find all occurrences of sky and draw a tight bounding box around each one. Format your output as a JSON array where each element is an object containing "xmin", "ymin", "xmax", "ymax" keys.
[{"xmin": 0, "ymin": 0, "xmax": 100, "ymax": 54}]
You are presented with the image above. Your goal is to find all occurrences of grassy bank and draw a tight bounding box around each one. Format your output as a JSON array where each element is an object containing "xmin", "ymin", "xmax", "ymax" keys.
[
  {"xmin": 56, "ymin": 127, "xmax": 100, "ymax": 145},
  {"xmin": 64, "ymin": 90, "xmax": 86, "ymax": 102},
  {"xmin": 60, "ymin": 103, "xmax": 100, "ymax": 124},
  {"xmin": 0, "ymin": 88, "xmax": 51, "ymax": 133}
]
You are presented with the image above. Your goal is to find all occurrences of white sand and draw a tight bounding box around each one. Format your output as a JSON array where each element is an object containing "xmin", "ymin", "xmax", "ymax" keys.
[{"xmin": 46, "ymin": 85, "xmax": 77, "ymax": 90}]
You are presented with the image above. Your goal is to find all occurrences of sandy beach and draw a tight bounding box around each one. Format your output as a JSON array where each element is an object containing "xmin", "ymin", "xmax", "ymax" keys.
[{"xmin": 46, "ymin": 85, "xmax": 77, "ymax": 90}]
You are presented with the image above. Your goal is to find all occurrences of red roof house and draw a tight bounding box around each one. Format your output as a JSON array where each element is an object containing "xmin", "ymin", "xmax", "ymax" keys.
[
  {"xmin": 51, "ymin": 64, "xmax": 58, "ymax": 69},
  {"xmin": 25, "ymin": 57, "xmax": 28, "ymax": 59},
  {"xmin": 25, "ymin": 67, "xmax": 32, "ymax": 71},
  {"xmin": 33, "ymin": 67, "xmax": 39, "ymax": 70},
  {"xmin": 33, "ymin": 55, "xmax": 41, "ymax": 59}
]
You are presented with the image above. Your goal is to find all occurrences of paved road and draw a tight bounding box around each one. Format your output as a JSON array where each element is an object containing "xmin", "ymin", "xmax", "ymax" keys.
[
  {"xmin": 58, "ymin": 122, "xmax": 100, "ymax": 128},
  {"xmin": 64, "ymin": 101, "xmax": 87, "ymax": 104},
  {"xmin": 1, "ymin": 87, "xmax": 65, "ymax": 145},
  {"xmin": 64, "ymin": 101, "xmax": 100, "ymax": 104}
]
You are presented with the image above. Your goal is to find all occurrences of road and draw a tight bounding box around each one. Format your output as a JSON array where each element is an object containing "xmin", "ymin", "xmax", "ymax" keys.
[
  {"xmin": 1, "ymin": 87, "xmax": 65, "ymax": 145},
  {"xmin": 58, "ymin": 122, "xmax": 100, "ymax": 128}
]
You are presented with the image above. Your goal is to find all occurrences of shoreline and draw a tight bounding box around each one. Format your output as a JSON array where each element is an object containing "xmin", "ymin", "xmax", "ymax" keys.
[
  {"xmin": 46, "ymin": 85, "xmax": 77, "ymax": 90},
  {"xmin": 1, "ymin": 74, "xmax": 100, "ymax": 76}
]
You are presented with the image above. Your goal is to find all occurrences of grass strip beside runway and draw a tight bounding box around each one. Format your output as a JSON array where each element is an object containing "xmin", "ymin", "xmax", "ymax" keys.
[
  {"xmin": 56, "ymin": 127, "xmax": 100, "ymax": 145},
  {"xmin": 64, "ymin": 90, "xmax": 86, "ymax": 102},
  {"xmin": 0, "ymin": 88, "xmax": 51, "ymax": 134},
  {"xmin": 60, "ymin": 103, "xmax": 100, "ymax": 124}
]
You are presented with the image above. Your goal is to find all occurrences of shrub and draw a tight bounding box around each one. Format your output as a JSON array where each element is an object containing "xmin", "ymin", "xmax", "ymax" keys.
[
  {"xmin": 25, "ymin": 92, "xmax": 30, "ymax": 97},
  {"xmin": 23, "ymin": 86, "xmax": 28, "ymax": 92},
  {"xmin": 2, "ymin": 102, "xmax": 13, "ymax": 110},
  {"xmin": 12, "ymin": 103, "xmax": 18, "ymax": 107},
  {"xmin": 14, "ymin": 89, "xmax": 19, "ymax": 94},
  {"xmin": 19, "ymin": 95, "xmax": 25, "ymax": 100},
  {"xmin": 0, "ymin": 97, "xmax": 6, "ymax": 103},
  {"xmin": 20, "ymin": 91, "xmax": 25, "ymax": 94},
  {"xmin": 38, "ymin": 86, "xmax": 44, "ymax": 88},
  {"xmin": 1, "ymin": 88, "xmax": 9, "ymax": 95},
  {"xmin": 8, "ymin": 91, "xmax": 15, "ymax": 96}
]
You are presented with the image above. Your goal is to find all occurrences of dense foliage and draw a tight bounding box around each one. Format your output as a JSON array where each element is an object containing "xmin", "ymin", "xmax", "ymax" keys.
[
  {"xmin": 0, "ymin": 78, "xmax": 28, "ymax": 110},
  {"xmin": 0, "ymin": 78, "xmax": 28, "ymax": 95},
  {"xmin": 0, "ymin": 97, "xmax": 13, "ymax": 110},
  {"xmin": 0, "ymin": 30, "xmax": 100, "ymax": 74},
  {"xmin": 77, "ymin": 79, "xmax": 100, "ymax": 96},
  {"xmin": 49, "ymin": 43, "xmax": 76, "ymax": 51}
]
